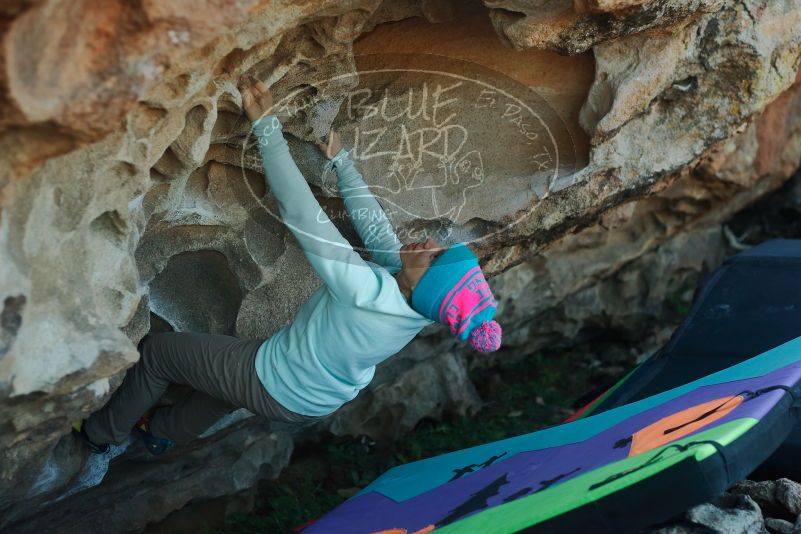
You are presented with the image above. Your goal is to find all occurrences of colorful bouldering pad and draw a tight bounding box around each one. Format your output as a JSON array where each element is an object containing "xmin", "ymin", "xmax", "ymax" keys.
[
  {"xmin": 302, "ymin": 332, "xmax": 801, "ymax": 533},
  {"xmin": 571, "ymin": 238, "xmax": 801, "ymax": 480}
]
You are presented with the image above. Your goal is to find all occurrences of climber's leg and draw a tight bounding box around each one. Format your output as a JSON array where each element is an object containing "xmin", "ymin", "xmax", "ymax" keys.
[
  {"xmin": 84, "ymin": 331, "xmax": 264, "ymax": 445},
  {"xmin": 85, "ymin": 330, "xmax": 321, "ymax": 446},
  {"xmin": 148, "ymin": 389, "xmax": 237, "ymax": 444},
  {"xmin": 145, "ymin": 331, "xmax": 322, "ymax": 441},
  {"xmin": 83, "ymin": 334, "xmax": 174, "ymax": 445}
]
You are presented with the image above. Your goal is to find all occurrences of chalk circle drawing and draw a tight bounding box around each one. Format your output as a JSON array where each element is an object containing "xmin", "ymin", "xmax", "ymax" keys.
[{"xmin": 240, "ymin": 53, "xmax": 578, "ymax": 259}]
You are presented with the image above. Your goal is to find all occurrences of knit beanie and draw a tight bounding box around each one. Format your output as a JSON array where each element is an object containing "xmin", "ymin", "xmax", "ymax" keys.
[{"xmin": 410, "ymin": 243, "xmax": 502, "ymax": 353}]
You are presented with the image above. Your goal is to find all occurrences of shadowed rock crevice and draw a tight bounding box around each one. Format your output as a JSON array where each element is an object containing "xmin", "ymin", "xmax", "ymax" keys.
[
  {"xmin": 148, "ymin": 250, "xmax": 243, "ymax": 335},
  {"xmin": 0, "ymin": 295, "xmax": 25, "ymax": 361},
  {"xmin": 89, "ymin": 210, "xmax": 128, "ymax": 245}
]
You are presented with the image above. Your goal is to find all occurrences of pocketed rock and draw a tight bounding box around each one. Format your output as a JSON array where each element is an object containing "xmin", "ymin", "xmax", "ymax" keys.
[
  {"xmin": 487, "ymin": 0, "xmax": 724, "ymax": 54},
  {"xmin": 731, "ymin": 480, "xmax": 783, "ymax": 517},
  {"xmin": 776, "ymin": 479, "xmax": 801, "ymax": 517},
  {"xmin": 730, "ymin": 479, "xmax": 801, "ymax": 520},
  {"xmin": 649, "ymin": 525, "xmax": 712, "ymax": 534},
  {"xmin": 685, "ymin": 495, "xmax": 768, "ymax": 534},
  {"xmin": 765, "ymin": 517, "xmax": 795, "ymax": 534},
  {"xmin": 323, "ymin": 351, "xmax": 482, "ymax": 441},
  {"xmin": 647, "ymin": 480, "xmax": 801, "ymax": 534},
  {"xmin": 2, "ymin": 420, "xmax": 294, "ymax": 534}
]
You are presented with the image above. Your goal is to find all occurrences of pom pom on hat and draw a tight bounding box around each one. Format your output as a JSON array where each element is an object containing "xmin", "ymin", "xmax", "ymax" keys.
[{"xmin": 468, "ymin": 320, "xmax": 502, "ymax": 353}]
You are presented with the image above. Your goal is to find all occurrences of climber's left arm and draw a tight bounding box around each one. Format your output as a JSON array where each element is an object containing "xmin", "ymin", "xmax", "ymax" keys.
[{"xmin": 329, "ymin": 148, "xmax": 403, "ymax": 272}]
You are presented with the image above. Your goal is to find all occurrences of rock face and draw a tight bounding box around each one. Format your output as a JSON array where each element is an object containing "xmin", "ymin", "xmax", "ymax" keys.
[
  {"xmin": 649, "ymin": 479, "xmax": 801, "ymax": 534},
  {"xmin": 488, "ymin": 0, "xmax": 724, "ymax": 54},
  {"xmin": 1, "ymin": 0, "xmax": 801, "ymax": 530}
]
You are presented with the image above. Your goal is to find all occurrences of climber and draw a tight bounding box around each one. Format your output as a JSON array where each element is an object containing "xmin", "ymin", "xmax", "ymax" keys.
[{"xmin": 71, "ymin": 74, "xmax": 502, "ymax": 456}]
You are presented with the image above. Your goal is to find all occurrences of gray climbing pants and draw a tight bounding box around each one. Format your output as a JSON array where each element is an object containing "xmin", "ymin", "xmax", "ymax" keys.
[{"xmin": 84, "ymin": 332, "xmax": 322, "ymax": 445}]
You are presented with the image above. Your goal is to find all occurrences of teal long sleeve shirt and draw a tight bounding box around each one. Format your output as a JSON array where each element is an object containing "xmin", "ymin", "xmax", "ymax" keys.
[{"xmin": 251, "ymin": 115, "xmax": 434, "ymax": 417}]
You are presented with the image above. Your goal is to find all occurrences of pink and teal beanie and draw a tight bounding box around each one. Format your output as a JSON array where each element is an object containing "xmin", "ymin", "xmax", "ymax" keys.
[{"xmin": 410, "ymin": 243, "xmax": 502, "ymax": 353}]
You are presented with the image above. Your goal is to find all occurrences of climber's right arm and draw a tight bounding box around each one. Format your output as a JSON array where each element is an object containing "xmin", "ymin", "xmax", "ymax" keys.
[{"xmin": 251, "ymin": 113, "xmax": 381, "ymax": 304}]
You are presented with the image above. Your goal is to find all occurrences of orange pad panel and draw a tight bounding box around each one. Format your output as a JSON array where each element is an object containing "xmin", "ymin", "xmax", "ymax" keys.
[{"xmin": 629, "ymin": 395, "xmax": 744, "ymax": 457}]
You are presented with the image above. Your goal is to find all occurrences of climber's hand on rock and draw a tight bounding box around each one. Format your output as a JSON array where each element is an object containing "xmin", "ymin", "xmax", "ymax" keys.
[
  {"xmin": 237, "ymin": 74, "xmax": 274, "ymax": 122},
  {"xmin": 315, "ymin": 128, "xmax": 343, "ymax": 160}
]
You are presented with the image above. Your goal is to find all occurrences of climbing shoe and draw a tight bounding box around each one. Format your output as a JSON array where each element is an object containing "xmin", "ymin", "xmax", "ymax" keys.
[
  {"xmin": 71, "ymin": 419, "xmax": 110, "ymax": 454},
  {"xmin": 134, "ymin": 412, "xmax": 173, "ymax": 456}
]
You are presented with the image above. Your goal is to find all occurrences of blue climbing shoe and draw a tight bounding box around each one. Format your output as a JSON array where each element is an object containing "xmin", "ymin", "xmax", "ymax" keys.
[
  {"xmin": 134, "ymin": 413, "xmax": 173, "ymax": 456},
  {"xmin": 71, "ymin": 419, "xmax": 110, "ymax": 454}
]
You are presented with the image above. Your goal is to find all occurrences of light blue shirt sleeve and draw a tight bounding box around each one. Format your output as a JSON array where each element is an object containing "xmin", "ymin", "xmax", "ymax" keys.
[
  {"xmin": 253, "ymin": 115, "xmax": 380, "ymax": 304},
  {"xmin": 330, "ymin": 148, "xmax": 403, "ymax": 272}
]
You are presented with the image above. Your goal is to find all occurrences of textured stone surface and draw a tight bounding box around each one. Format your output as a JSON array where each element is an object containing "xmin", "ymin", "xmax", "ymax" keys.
[
  {"xmin": 3, "ymin": 419, "xmax": 294, "ymax": 533},
  {"xmin": 580, "ymin": 2, "xmax": 801, "ymax": 146},
  {"xmin": 1, "ymin": 0, "xmax": 801, "ymax": 530},
  {"xmin": 766, "ymin": 517, "xmax": 795, "ymax": 534},
  {"xmin": 777, "ymin": 479, "xmax": 801, "ymax": 517},
  {"xmin": 730, "ymin": 478, "xmax": 801, "ymax": 520},
  {"xmin": 649, "ymin": 482, "xmax": 801, "ymax": 534},
  {"xmin": 479, "ymin": 0, "xmax": 801, "ymax": 276},
  {"xmin": 487, "ymin": 0, "xmax": 724, "ymax": 54},
  {"xmin": 323, "ymin": 352, "xmax": 482, "ymax": 440},
  {"xmin": 685, "ymin": 495, "xmax": 768, "ymax": 534},
  {"xmin": 731, "ymin": 480, "xmax": 782, "ymax": 515}
]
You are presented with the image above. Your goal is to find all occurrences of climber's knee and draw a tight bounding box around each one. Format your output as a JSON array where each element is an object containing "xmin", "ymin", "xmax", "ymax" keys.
[
  {"xmin": 134, "ymin": 333, "xmax": 170, "ymax": 380},
  {"xmin": 136, "ymin": 334, "xmax": 157, "ymax": 366},
  {"xmin": 136, "ymin": 333, "xmax": 151, "ymax": 353}
]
